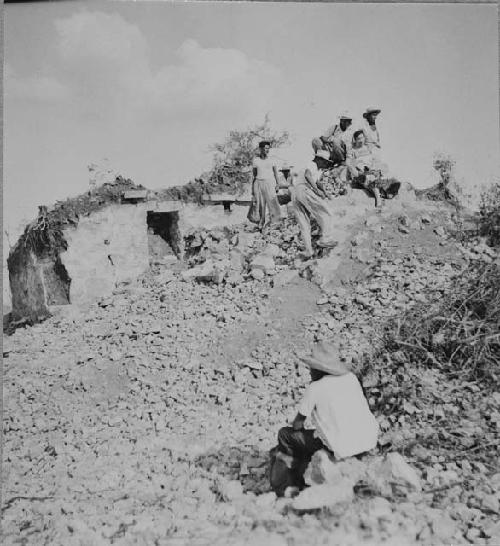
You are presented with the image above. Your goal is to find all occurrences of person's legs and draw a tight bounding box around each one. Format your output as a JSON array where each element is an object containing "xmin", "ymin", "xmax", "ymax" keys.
[
  {"xmin": 291, "ymin": 186, "xmax": 313, "ymax": 256},
  {"xmin": 277, "ymin": 427, "xmax": 324, "ymax": 487},
  {"xmin": 330, "ymin": 138, "xmax": 347, "ymax": 164},
  {"xmin": 311, "ymin": 137, "xmax": 323, "ymax": 154},
  {"xmin": 253, "ymin": 180, "xmax": 267, "ymax": 230},
  {"xmin": 277, "ymin": 427, "xmax": 324, "ymax": 459},
  {"xmin": 266, "ymin": 180, "xmax": 283, "ymax": 225},
  {"xmin": 306, "ymin": 190, "xmax": 336, "ymax": 245}
]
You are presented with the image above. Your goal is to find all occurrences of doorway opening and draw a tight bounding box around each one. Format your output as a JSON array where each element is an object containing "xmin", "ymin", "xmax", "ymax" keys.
[{"xmin": 147, "ymin": 211, "xmax": 182, "ymax": 260}]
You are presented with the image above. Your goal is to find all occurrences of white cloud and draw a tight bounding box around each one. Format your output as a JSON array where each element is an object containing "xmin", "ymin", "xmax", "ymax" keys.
[
  {"xmin": 50, "ymin": 11, "xmax": 282, "ymax": 123},
  {"xmin": 5, "ymin": 63, "xmax": 69, "ymax": 102}
]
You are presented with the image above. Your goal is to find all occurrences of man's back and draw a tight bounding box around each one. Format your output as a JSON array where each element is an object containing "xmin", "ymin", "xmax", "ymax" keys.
[{"xmin": 299, "ymin": 373, "xmax": 379, "ymax": 458}]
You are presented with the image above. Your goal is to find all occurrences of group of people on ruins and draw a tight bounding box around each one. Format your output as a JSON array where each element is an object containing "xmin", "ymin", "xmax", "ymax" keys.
[{"xmin": 249, "ymin": 107, "xmax": 391, "ymax": 259}]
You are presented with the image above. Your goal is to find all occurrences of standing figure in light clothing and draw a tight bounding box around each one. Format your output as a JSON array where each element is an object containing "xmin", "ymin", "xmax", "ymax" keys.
[
  {"xmin": 361, "ymin": 107, "xmax": 382, "ymax": 154},
  {"xmin": 274, "ymin": 341, "xmax": 379, "ymax": 495},
  {"xmin": 251, "ymin": 141, "xmax": 282, "ymax": 231},
  {"xmin": 289, "ymin": 151, "xmax": 338, "ymax": 259}
]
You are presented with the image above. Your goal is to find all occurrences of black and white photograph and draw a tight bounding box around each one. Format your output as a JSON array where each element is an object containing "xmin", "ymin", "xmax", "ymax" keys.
[{"xmin": 2, "ymin": 1, "xmax": 500, "ymax": 544}]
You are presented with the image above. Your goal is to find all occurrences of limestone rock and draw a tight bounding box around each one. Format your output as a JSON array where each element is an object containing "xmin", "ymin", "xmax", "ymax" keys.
[
  {"xmin": 218, "ymin": 479, "xmax": 245, "ymax": 502},
  {"xmin": 431, "ymin": 514, "xmax": 458, "ymax": 542},
  {"xmin": 250, "ymin": 254, "xmax": 275, "ymax": 274},
  {"xmin": 304, "ymin": 450, "xmax": 365, "ymax": 487},
  {"xmin": 156, "ymin": 270, "xmax": 176, "ymax": 284},
  {"xmin": 378, "ymin": 452, "xmax": 422, "ymax": 492},
  {"xmin": 273, "ymin": 269, "xmax": 299, "ymax": 288},
  {"xmin": 291, "ymin": 480, "xmax": 354, "ymax": 511},
  {"xmin": 250, "ymin": 269, "xmax": 265, "ymax": 280}
]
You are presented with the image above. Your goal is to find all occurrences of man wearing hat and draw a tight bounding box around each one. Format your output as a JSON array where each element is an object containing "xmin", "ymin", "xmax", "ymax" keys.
[
  {"xmin": 289, "ymin": 151, "xmax": 338, "ymax": 259},
  {"xmin": 361, "ymin": 108, "xmax": 382, "ymax": 153},
  {"xmin": 311, "ymin": 111, "xmax": 353, "ymax": 165},
  {"xmin": 275, "ymin": 341, "xmax": 379, "ymax": 492}
]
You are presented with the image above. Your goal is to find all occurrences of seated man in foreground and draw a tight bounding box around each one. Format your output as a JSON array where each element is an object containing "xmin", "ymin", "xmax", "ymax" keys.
[{"xmin": 272, "ymin": 342, "xmax": 379, "ymax": 497}]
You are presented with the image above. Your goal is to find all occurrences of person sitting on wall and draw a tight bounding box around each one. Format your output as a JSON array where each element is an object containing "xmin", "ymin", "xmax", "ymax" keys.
[
  {"xmin": 347, "ymin": 130, "xmax": 390, "ymax": 208},
  {"xmin": 270, "ymin": 341, "xmax": 379, "ymax": 497},
  {"xmin": 361, "ymin": 107, "xmax": 382, "ymax": 154},
  {"xmin": 311, "ymin": 111, "xmax": 353, "ymax": 165}
]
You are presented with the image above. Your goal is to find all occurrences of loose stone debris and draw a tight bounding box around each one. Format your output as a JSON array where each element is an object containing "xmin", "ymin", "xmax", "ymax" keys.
[{"xmin": 3, "ymin": 196, "xmax": 499, "ymax": 545}]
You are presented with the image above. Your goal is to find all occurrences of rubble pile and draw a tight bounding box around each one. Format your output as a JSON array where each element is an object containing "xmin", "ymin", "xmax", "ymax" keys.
[{"xmin": 3, "ymin": 198, "xmax": 500, "ymax": 545}]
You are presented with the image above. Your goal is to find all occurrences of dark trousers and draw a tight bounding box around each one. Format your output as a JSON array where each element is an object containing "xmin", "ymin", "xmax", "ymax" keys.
[{"xmin": 277, "ymin": 427, "xmax": 325, "ymax": 486}]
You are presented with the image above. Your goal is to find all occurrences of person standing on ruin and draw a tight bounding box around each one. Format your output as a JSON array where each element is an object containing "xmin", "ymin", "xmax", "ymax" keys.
[
  {"xmin": 311, "ymin": 111, "xmax": 353, "ymax": 165},
  {"xmin": 250, "ymin": 140, "xmax": 282, "ymax": 231},
  {"xmin": 288, "ymin": 150, "xmax": 338, "ymax": 259}
]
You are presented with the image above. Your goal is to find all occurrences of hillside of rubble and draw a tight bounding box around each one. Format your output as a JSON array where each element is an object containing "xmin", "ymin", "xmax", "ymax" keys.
[{"xmin": 3, "ymin": 187, "xmax": 500, "ymax": 545}]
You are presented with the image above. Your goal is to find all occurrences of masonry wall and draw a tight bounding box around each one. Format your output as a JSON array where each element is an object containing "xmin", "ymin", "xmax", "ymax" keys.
[
  {"xmin": 8, "ymin": 199, "xmax": 258, "ymax": 318},
  {"xmin": 60, "ymin": 204, "xmax": 149, "ymax": 305},
  {"xmin": 178, "ymin": 202, "xmax": 250, "ymax": 232}
]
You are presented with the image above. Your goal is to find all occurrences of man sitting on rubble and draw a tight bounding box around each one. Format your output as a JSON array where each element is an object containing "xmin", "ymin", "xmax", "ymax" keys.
[
  {"xmin": 286, "ymin": 151, "xmax": 339, "ymax": 259},
  {"xmin": 271, "ymin": 342, "xmax": 379, "ymax": 497},
  {"xmin": 347, "ymin": 130, "xmax": 390, "ymax": 208},
  {"xmin": 311, "ymin": 111, "xmax": 353, "ymax": 165}
]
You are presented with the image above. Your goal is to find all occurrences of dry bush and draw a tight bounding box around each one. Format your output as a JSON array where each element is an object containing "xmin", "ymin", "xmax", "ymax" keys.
[
  {"xmin": 479, "ymin": 181, "xmax": 500, "ymax": 246},
  {"xmin": 376, "ymin": 261, "xmax": 499, "ymax": 385}
]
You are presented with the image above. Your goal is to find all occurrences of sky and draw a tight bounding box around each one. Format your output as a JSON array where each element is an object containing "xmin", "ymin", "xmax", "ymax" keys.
[{"xmin": 3, "ymin": 1, "xmax": 499, "ymax": 303}]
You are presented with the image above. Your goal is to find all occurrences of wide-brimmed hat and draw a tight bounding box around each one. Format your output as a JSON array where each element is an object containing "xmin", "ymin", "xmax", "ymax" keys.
[
  {"xmin": 300, "ymin": 341, "xmax": 351, "ymax": 376},
  {"xmin": 339, "ymin": 110, "xmax": 353, "ymax": 121},
  {"xmin": 314, "ymin": 150, "xmax": 334, "ymax": 163},
  {"xmin": 363, "ymin": 107, "xmax": 381, "ymax": 117}
]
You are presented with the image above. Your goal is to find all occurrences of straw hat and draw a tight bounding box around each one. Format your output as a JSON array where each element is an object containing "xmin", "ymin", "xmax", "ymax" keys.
[
  {"xmin": 363, "ymin": 107, "xmax": 381, "ymax": 117},
  {"xmin": 300, "ymin": 341, "xmax": 351, "ymax": 376},
  {"xmin": 339, "ymin": 110, "xmax": 353, "ymax": 121}
]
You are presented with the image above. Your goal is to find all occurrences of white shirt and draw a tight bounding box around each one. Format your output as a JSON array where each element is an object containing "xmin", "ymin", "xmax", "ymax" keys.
[
  {"xmin": 298, "ymin": 373, "xmax": 379, "ymax": 459},
  {"xmin": 252, "ymin": 156, "xmax": 277, "ymax": 182},
  {"xmin": 293, "ymin": 161, "xmax": 320, "ymax": 187},
  {"xmin": 322, "ymin": 124, "xmax": 353, "ymax": 151},
  {"xmin": 361, "ymin": 119, "xmax": 381, "ymax": 150}
]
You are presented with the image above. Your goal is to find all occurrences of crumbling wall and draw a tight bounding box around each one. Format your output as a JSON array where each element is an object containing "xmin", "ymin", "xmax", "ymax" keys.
[
  {"xmin": 7, "ymin": 194, "xmax": 264, "ymax": 324},
  {"xmin": 8, "ymin": 249, "xmax": 50, "ymax": 321},
  {"xmin": 179, "ymin": 202, "xmax": 253, "ymax": 232},
  {"xmin": 60, "ymin": 204, "xmax": 149, "ymax": 305}
]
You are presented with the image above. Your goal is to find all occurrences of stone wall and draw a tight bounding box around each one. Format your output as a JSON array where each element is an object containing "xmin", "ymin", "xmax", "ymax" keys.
[
  {"xmin": 8, "ymin": 198, "xmax": 265, "ymax": 318},
  {"xmin": 179, "ymin": 202, "xmax": 250, "ymax": 232},
  {"xmin": 60, "ymin": 204, "xmax": 150, "ymax": 305}
]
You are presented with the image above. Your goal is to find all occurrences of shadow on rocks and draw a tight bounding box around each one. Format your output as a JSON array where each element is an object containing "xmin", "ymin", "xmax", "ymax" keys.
[{"xmin": 194, "ymin": 445, "xmax": 272, "ymax": 495}]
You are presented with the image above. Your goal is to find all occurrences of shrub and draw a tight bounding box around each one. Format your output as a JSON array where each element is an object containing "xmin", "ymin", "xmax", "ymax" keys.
[
  {"xmin": 479, "ymin": 181, "xmax": 500, "ymax": 246},
  {"xmin": 374, "ymin": 261, "xmax": 499, "ymax": 385},
  {"xmin": 206, "ymin": 115, "xmax": 290, "ymax": 193}
]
